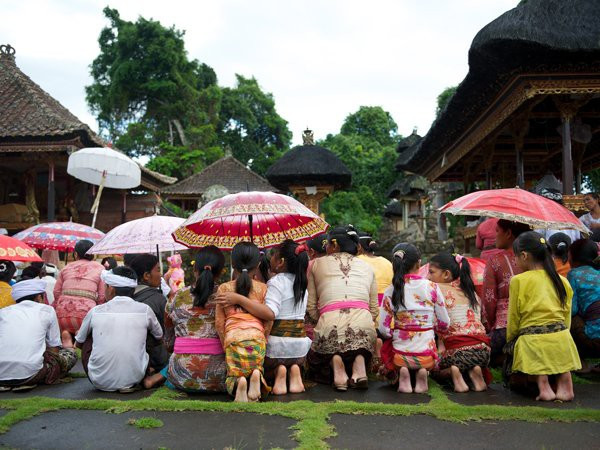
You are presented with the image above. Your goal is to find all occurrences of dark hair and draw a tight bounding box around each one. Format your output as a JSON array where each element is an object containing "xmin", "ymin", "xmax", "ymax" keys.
[
  {"xmin": 276, "ymin": 240, "xmax": 309, "ymax": 307},
  {"xmin": 20, "ymin": 265, "xmax": 41, "ymax": 281},
  {"xmin": 549, "ymin": 232, "xmax": 571, "ymax": 264},
  {"xmin": 584, "ymin": 192, "xmax": 600, "ymax": 202},
  {"xmin": 307, "ymin": 235, "xmax": 327, "ymax": 256},
  {"xmin": 358, "ymin": 232, "xmax": 377, "ymax": 254},
  {"xmin": 569, "ymin": 238, "xmax": 600, "ymax": 270},
  {"xmin": 0, "ymin": 260, "xmax": 16, "ymax": 283},
  {"xmin": 101, "ymin": 257, "xmax": 118, "ymax": 270},
  {"xmin": 513, "ymin": 231, "xmax": 567, "ymax": 307},
  {"xmin": 390, "ymin": 243, "xmax": 421, "ymax": 311},
  {"xmin": 591, "ymin": 229, "xmax": 600, "ymax": 243},
  {"xmin": 257, "ymin": 252, "xmax": 271, "ymax": 283},
  {"xmin": 16, "ymin": 293, "xmax": 43, "ymax": 303},
  {"xmin": 123, "ymin": 253, "xmax": 141, "ymax": 267},
  {"xmin": 74, "ymin": 240, "xmax": 94, "ymax": 261},
  {"xmin": 129, "ymin": 254, "xmax": 159, "ymax": 284},
  {"xmin": 191, "ymin": 246, "xmax": 225, "ymax": 308},
  {"xmin": 232, "ymin": 242, "xmax": 261, "ymax": 297},
  {"xmin": 429, "ymin": 252, "xmax": 478, "ymax": 309},
  {"xmin": 497, "ymin": 219, "xmax": 531, "ymax": 239},
  {"xmin": 328, "ymin": 225, "xmax": 360, "ymax": 255},
  {"xmin": 111, "ymin": 265, "xmax": 137, "ymax": 297}
]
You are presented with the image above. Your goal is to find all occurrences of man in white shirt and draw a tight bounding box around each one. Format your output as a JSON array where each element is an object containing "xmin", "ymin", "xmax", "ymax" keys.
[
  {"xmin": 75, "ymin": 266, "xmax": 163, "ymax": 392},
  {"xmin": 0, "ymin": 279, "xmax": 77, "ymax": 390}
]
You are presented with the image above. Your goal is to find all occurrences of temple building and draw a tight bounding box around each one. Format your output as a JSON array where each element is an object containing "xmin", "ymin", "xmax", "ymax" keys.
[
  {"xmin": 265, "ymin": 129, "xmax": 351, "ymax": 214},
  {"xmin": 0, "ymin": 44, "xmax": 176, "ymax": 232},
  {"xmin": 397, "ymin": 0, "xmax": 600, "ymax": 205},
  {"xmin": 160, "ymin": 150, "xmax": 277, "ymax": 210}
]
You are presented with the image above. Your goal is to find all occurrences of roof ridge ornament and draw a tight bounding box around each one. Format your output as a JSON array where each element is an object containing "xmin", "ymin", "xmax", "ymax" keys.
[
  {"xmin": 0, "ymin": 44, "xmax": 16, "ymax": 60},
  {"xmin": 302, "ymin": 128, "xmax": 315, "ymax": 145}
]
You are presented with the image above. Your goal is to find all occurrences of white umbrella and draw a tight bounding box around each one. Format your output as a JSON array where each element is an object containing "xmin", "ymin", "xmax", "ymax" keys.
[
  {"xmin": 87, "ymin": 215, "xmax": 187, "ymax": 255},
  {"xmin": 67, "ymin": 147, "xmax": 141, "ymax": 227}
]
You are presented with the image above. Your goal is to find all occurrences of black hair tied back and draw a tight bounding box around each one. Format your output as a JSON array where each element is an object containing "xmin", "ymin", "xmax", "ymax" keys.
[
  {"xmin": 191, "ymin": 246, "xmax": 225, "ymax": 308},
  {"xmin": 232, "ymin": 242, "xmax": 261, "ymax": 298},
  {"xmin": 277, "ymin": 240, "xmax": 309, "ymax": 307},
  {"xmin": 430, "ymin": 252, "xmax": 478, "ymax": 309},
  {"xmin": 390, "ymin": 243, "xmax": 421, "ymax": 311}
]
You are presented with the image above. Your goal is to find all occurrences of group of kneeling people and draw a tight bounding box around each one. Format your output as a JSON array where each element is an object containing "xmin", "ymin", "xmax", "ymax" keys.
[{"xmin": 0, "ymin": 225, "xmax": 588, "ymax": 402}]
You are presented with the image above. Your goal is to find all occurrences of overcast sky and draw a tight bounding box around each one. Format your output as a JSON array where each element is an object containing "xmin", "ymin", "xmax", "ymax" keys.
[{"xmin": 4, "ymin": 0, "xmax": 516, "ymax": 146}]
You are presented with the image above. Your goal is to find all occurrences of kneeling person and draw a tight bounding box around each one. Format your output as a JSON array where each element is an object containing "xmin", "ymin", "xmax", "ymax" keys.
[
  {"xmin": 0, "ymin": 279, "xmax": 77, "ymax": 390},
  {"xmin": 75, "ymin": 266, "xmax": 163, "ymax": 392}
]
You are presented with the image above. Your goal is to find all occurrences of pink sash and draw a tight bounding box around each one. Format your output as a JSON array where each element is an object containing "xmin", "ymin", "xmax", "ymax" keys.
[
  {"xmin": 174, "ymin": 337, "xmax": 224, "ymax": 355},
  {"xmin": 319, "ymin": 300, "xmax": 369, "ymax": 315},
  {"xmin": 377, "ymin": 293, "xmax": 384, "ymax": 307}
]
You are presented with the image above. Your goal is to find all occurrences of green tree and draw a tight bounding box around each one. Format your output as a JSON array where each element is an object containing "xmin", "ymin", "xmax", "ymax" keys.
[
  {"xmin": 340, "ymin": 106, "xmax": 398, "ymax": 146},
  {"xmin": 435, "ymin": 86, "xmax": 457, "ymax": 118},
  {"xmin": 218, "ymin": 75, "xmax": 292, "ymax": 175},
  {"xmin": 584, "ymin": 169, "xmax": 600, "ymax": 192}
]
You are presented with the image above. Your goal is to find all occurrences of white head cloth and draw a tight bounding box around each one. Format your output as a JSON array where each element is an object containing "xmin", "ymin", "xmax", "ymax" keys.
[
  {"xmin": 101, "ymin": 269, "xmax": 138, "ymax": 288},
  {"xmin": 12, "ymin": 279, "xmax": 47, "ymax": 301},
  {"xmin": 160, "ymin": 278, "xmax": 171, "ymax": 297}
]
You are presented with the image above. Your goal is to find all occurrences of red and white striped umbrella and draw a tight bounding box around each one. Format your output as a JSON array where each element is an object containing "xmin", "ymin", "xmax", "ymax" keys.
[{"xmin": 13, "ymin": 222, "xmax": 105, "ymax": 253}]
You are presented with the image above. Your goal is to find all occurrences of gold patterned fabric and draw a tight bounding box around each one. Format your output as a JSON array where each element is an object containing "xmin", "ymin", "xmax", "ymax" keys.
[{"xmin": 270, "ymin": 319, "xmax": 306, "ymax": 338}]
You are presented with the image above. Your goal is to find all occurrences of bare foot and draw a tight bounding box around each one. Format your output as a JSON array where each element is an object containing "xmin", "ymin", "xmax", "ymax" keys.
[
  {"xmin": 61, "ymin": 330, "xmax": 74, "ymax": 349},
  {"xmin": 142, "ymin": 373, "xmax": 165, "ymax": 389},
  {"xmin": 331, "ymin": 355, "xmax": 348, "ymax": 388},
  {"xmin": 351, "ymin": 354, "xmax": 367, "ymax": 382},
  {"xmin": 414, "ymin": 368, "xmax": 429, "ymax": 394},
  {"xmin": 555, "ymin": 372, "xmax": 575, "ymax": 402},
  {"xmin": 288, "ymin": 365, "xmax": 305, "ymax": 393},
  {"xmin": 272, "ymin": 365, "xmax": 288, "ymax": 395},
  {"xmin": 468, "ymin": 366, "xmax": 487, "ymax": 392},
  {"xmin": 397, "ymin": 367, "xmax": 412, "ymax": 393},
  {"xmin": 450, "ymin": 366, "xmax": 469, "ymax": 393},
  {"xmin": 248, "ymin": 369, "xmax": 262, "ymax": 401},
  {"xmin": 234, "ymin": 376, "xmax": 248, "ymax": 403},
  {"xmin": 535, "ymin": 375, "xmax": 556, "ymax": 402}
]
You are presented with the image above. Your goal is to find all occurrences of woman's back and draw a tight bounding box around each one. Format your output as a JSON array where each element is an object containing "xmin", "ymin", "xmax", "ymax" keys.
[
  {"xmin": 437, "ymin": 282, "xmax": 485, "ymax": 337},
  {"xmin": 166, "ymin": 287, "xmax": 219, "ymax": 339},
  {"xmin": 358, "ymin": 255, "xmax": 393, "ymax": 294},
  {"xmin": 266, "ymin": 273, "xmax": 307, "ymax": 320},
  {"xmin": 311, "ymin": 253, "xmax": 375, "ymax": 303}
]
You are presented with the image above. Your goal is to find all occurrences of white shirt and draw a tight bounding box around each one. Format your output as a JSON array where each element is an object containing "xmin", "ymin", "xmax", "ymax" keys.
[
  {"xmin": 580, "ymin": 213, "xmax": 600, "ymax": 230},
  {"xmin": 42, "ymin": 275, "xmax": 57, "ymax": 304},
  {"xmin": 265, "ymin": 273, "xmax": 312, "ymax": 359},
  {"xmin": 0, "ymin": 301, "xmax": 61, "ymax": 380},
  {"xmin": 535, "ymin": 228, "xmax": 581, "ymax": 243},
  {"xmin": 75, "ymin": 296, "xmax": 163, "ymax": 392}
]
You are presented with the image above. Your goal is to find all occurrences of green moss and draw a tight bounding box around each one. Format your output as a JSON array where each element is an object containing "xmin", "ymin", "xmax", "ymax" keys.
[{"xmin": 128, "ymin": 417, "xmax": 164, "ymax": 429}]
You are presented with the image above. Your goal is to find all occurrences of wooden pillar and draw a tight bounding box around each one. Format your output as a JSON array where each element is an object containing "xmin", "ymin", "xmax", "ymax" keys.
[
  {"xmin": 402, "ymin": 200, "xmax": 409, "ymax": 229},
  {"xmin": 47, "ymin": 160, "xmax": 55, "ymax": 222},
  {"xmin": 121, "ymin": 191, "xmax": 127, "ymax": 224},
  {"xmin": 485, "ymin": 170, "xmax": 492, "ymax": 190},
  {"xmin": 434, "ymin": 184, "xmax": 447, "ymax": 241},
  {"xmin": 560, "ymin": 116, "xmax": 574, "ymax": 195},
  {"xmin": 515, "ymin": 136, "xmax": 525, "ymax": 188}
]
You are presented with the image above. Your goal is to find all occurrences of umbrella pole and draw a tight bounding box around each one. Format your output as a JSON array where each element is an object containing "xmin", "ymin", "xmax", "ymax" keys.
[
  {"xmin": 157, "ymin": 244, "xmax": 163, "ymax": 274},
  {"xmin": 249, "ymin": 214, "xmax": 253, "ymax": 243},
  {"xmin": 90, "ymin": 171, "xmax": 107, "ymax": 229}
]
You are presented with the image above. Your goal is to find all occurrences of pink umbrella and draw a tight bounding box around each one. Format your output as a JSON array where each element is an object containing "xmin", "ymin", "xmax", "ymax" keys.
[
  {"xmin": 87, "ymin": 215, "xmax": 187, "ymax": 255},
  {"xmin": 13, "ymin": 222, "xmax": 105, "ymax": 252}
]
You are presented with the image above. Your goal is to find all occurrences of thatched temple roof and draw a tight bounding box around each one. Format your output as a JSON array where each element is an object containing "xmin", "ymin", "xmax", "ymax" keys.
[
  {"xmin": 266, "ymin": 129, "xmax": 351, "ymax": 190},
  {"xmin": 397, "ymin": 0, "xmax": 600, "ymax": 176}
]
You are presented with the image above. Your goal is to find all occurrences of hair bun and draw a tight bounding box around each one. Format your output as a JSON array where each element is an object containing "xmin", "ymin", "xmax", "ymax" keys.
[{"xmin": 557, "ymin": 242, "xmax": 567, "ymax": 249}]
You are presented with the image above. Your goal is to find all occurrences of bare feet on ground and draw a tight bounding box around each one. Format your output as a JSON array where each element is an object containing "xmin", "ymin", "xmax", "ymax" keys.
[
  {"xmin": 351, "ymin": 354, "xmax": 367, "ymax": 381},
  {"xmin": 331, "ymin": 355, "xmax": 348, "ymax": 388},
  {"xmin": 234, "ymin": 376, "xmax": 248, "ymax": 403},
  {"xmin": 248, "ymin": 369, "xmax": 262, "ymax": 401},
  {"xmin": 397, "ymin": 367, "xmax": 412, "ymax": 393},
  {"xmin": 61, "ymin": 331, "xmax": 74, "ymax": 349},
  {"xmin": 535, "ymin": 375, "xmax": 556, "ymax": 402},
  {"xmin": 272, "ymin": 365, "xmax": 287, "ymax": 395},
  {"xmin": 555, "ymin": 372, "xmax": 575, "ymax": 402},
  {"xmin": 468, "ymin": 366, "xmax": 487, "ymax": 392},
  {"xmin": 142, "ymin": 373, "xmax": 165, "ymax": 389},
  {"xmin": 450, "ymin": 365, "xmax": 469, "ymax": 393},
  {"xmin": 414, "ymin": 368, "xmax": 429, "ymax": 394},
  {"xmin": 288, "ymin": 364, "xmax": 305, "ymax": 393}
]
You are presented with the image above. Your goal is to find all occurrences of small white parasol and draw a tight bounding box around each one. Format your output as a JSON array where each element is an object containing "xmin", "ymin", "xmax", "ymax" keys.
[{"xmin": 67, "ymin": 147, "xmax": 141, "ymax": 228}]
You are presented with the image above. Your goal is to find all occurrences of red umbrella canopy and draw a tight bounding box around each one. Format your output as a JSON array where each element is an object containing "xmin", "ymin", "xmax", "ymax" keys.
[
  {"xmin": 0, "ymin": 235, "xmax": 42, "ymax": 262},
  {"xmin": 173, "ymin": 191, "xmax": 329, "ymax": 250},
  {"xmin": 418, "ymin": 257, "xmax": 487, "ymax": 299},
  {"xmin": 440, "ymin": 188, "xmax": 588, "ymax": 234},
  {"xmin": 13, "ymin": 222, "xmax": 105, "ymax": 253}
]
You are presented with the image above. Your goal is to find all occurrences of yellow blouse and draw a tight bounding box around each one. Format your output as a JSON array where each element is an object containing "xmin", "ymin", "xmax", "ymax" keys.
[
  {"xmin": 507, "ymin": 270, "xmax": 580, "ymax": 375},
  {"xmin": 0, "ymin": 281, "xmax": 15, "ymax": 309},
  {"xmin": 358, "ymin": 255, "xmax": 393, "ymax": 294}
]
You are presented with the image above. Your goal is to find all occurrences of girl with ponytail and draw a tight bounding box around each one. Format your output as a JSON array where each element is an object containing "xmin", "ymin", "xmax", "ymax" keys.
[
  {"xmin": 214, "ymin": 242, "xmax": 274, "ymax": 402},
  {"xmin": 427, "ymin": 252, "xmax": 490, "ymax": 393},
  {"xmin": 506, "ymin": 231, "xmax": 581, "ymax": 401},
  {"xmin": 378, "ymin": 243, "xmax": 450, "ymax": 394},
  {"xmin": 358, "ymin": 232, "xmax": 393, "ymax": 307},
  {"xmin": 143, "ymin": 246, "xmax": 228, "ymax": 393},
  {"xmin": 259, "ymin": 240, "xmax": 312, "ymax": 395}
]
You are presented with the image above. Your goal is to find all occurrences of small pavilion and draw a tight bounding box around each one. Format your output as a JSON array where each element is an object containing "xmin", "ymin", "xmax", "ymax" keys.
[
  {"xmin": 161, "ymin": 151, "xmax": 277, "ymax": 210},
  {"xmin": 0, "ymin": 44, "xmax": 176, "ymax": 232},
  {"xmin": 265, "ymin": 129, "xmax": 351, "ymax": 214},
  {"xmin": 397, "ymin": 0, "xmax": 600, "ymax": 204}
]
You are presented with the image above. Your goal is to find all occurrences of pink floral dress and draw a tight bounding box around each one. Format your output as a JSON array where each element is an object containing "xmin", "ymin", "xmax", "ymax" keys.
[{"xmin": 378, "ymin": 275, "xmax": 449, "ymax": 373}]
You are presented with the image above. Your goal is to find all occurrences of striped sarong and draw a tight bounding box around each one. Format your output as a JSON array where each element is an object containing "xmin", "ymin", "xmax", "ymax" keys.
[{"xmin": 225, "ymin": 338, "xmax": 270, "ymax": 396}]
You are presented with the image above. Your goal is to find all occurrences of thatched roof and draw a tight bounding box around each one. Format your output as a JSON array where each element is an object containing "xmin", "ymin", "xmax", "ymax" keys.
[
  {"xmin": 384, "ymin": 201, "xmax": 403, "ymax": 218},
  {"xmin": 161, "ymin": 155, "xmax": 275, "ymax": 196},
  {"xmin": 396, "ymin": 130, "xmax": 421, "ymax": 153},
  {"xmin": 397, "ymin": 0, "xmax": 600, "ymax": 174},
  {"xmin": 0, "ymin": 45, "xmax": 103, "ymax": 147},
  {"xmin": 266, "ymin": 142, "xmax": 351, "ymax": 190},
  {"xmin": 387, "ymin": 174, "xmax": 429, "ymax": 199}
]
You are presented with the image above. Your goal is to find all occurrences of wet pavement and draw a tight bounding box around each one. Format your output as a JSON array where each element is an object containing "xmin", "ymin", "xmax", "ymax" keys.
[
  {"xmin": 0, "ymin": 410, "xmax": 297, "ymax": 449},
  {"xmin": 328, "ymin": 414, "xmax": 600, "ymax": 449}
]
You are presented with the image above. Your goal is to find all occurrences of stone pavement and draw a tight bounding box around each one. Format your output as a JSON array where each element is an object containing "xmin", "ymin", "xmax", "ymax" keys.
[{"xmin": 0, "ymin": 375, "xmax": 598, "ymax": 449}]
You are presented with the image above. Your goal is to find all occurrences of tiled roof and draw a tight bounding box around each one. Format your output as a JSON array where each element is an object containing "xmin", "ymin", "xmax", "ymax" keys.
[{"xmin": 161, "ymin": 155, "xmax": 275, "ymax": 195}]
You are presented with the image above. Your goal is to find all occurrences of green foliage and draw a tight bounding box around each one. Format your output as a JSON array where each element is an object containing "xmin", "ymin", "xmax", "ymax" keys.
[
  {"xmin": 128, "ymin": 417, "xmax": 164, "ymax": 429},
  {"xmin": 321, "ymin": 189, "xmax": 382, "ymax": 235},
  {"xmin": 584, "ymin": 169, "xmax": 600, "ymax": 193},
  {"xmin": 436, "ymin": 86, "xmax": 458, "ymax": 118},
  {"xmin": 218, "ymin": 75, "xmax": 292, "ymax": 175},
  {"xmin": 146, "ymin": 144, "xmax": 223, "ymax": 181},
  {"xmin": 340, "ymin": 106, "xmax": 398, "ymax": 146}
]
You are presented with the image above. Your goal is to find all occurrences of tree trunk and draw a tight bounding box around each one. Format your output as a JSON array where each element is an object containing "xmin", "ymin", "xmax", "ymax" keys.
[
  {"xmin": 168, "ymin": 120, "xmax": 174, "ymax": 146},
  {"xmin": 172, "ymin": 119, "xmax": 188, "ymax": 147}
]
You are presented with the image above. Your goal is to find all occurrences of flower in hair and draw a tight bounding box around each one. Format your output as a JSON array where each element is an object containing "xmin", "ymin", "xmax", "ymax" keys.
[
  {"xmin": 203, "ymin": 265, "xmax": 212, "ymax": 271},
  {"xmin": 295, "ymin": 244, "xmax": 308, "ymax": 255},
  {"xmin": 241, "ymin": 268, "xmax": 248, "ymax": 272},
  {"xmin": 394, "ymin": 250, "xmax": 405, "ymax": 259},
  {"xmin": 453, "ymin": 253, "xmax": 463, "ymax": 264},
  {"xmin": 540, "ymin": 237, "xmax": 546, "ymax": 244}
]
